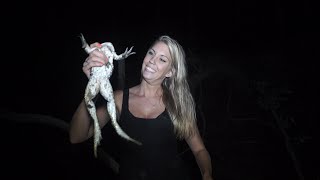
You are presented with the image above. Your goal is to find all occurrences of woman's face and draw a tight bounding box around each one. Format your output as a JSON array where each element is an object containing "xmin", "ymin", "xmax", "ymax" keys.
[{"xmin": 141, "ymin": 41, "xmax": 173, "ymax": 83}]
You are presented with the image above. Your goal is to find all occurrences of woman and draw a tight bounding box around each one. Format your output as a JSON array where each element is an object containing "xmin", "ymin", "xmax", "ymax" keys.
[{"xmin": 69, "ymin": 35, "xmax": 213, "ymax": 180}]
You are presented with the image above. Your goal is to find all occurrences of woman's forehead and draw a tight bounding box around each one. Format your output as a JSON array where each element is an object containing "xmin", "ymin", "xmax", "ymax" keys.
[{"xmin": 152, "ymin": 42, "xmax": 170, "ymax": 55}]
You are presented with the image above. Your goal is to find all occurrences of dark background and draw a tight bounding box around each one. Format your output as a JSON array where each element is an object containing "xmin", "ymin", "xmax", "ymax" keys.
[{"xmin": 1, "ymin": 0, "xmax": 318, "ymax": 180}]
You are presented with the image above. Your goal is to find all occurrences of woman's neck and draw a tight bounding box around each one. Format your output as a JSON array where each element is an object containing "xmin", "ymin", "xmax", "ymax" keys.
[{"xmin": 135, "ymin": 81, "xmax": 163, "ymax": 98}]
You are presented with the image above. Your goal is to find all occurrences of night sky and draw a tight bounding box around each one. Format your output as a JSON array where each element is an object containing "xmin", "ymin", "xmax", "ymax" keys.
[{"xmin": 1, "ymin": 1, "xmax": 318, "ymax": 179}]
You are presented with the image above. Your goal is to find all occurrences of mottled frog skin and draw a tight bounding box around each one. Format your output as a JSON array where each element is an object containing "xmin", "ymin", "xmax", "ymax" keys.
[{"xmin": 80, "ymin": 34, "xmax": 141, "ymax": 157}]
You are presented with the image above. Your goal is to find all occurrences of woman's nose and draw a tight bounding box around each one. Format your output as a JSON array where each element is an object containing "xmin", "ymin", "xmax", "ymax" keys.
[{"xmin": 149, "ymin": 56, "xmax": 156, "ymax": 64}]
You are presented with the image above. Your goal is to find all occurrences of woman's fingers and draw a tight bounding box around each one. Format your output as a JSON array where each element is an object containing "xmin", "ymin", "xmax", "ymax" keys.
[
  {"xmin": 89, "ymin": 43, "xmax": 109, "ymax": 64},
  {"xmin": 90, "ymin": 42, "xmax": 102, "ymax": 49},
  {"xmin": 82, "ymin": 54, "xmax": 105, "ymax": 78},
  {"xmin": 82, "ymin": 42, "xmax": 110, "ymax": 78},
  {"xmin": 85, "ymin": 57, "xmax": 104, "ymax": 67}
]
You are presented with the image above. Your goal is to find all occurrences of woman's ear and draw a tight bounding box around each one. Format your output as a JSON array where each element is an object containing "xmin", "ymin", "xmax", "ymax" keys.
[{"xmin": 165, "ymin": 68, "xmax": 175, "ymax": 78}]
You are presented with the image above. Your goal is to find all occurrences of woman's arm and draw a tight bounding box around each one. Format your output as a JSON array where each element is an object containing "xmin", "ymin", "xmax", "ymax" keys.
[
  {"xmin": 186, "ymin": 125, "xmax": 214, "ymax": 180},
  {"xmin": 69, "ymin": 89, "xmax": 123, "ymax": 144},
  {"xmin": 69, "ymin": 98, "xmax": 109, "ymax": 144}
]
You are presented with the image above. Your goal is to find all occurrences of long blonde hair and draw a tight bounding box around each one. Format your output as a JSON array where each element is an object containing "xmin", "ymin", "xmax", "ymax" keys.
[{"xmin": 153, "ymin": 35, "xmax": 197, "ymax": 139}]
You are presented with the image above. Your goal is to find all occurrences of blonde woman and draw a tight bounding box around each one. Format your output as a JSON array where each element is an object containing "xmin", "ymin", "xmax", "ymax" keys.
[{"xmin": 70, "ymin": 35, "xmax": 213, "ymax": 180}]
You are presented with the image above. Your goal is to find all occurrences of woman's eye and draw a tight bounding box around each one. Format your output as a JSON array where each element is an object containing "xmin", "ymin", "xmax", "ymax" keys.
[
  {"xmin": 148, "ymin": 50, "xmax": 154, "ymax": 55},
  {"xmin": 160, "ymin": 58, "xmax": 166, "ymax": 62}
]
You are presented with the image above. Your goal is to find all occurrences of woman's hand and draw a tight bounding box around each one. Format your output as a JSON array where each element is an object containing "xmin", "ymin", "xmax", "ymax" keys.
[{"xmin": 82, "ymin": 42, "xmax": 109, "ymax": 79}]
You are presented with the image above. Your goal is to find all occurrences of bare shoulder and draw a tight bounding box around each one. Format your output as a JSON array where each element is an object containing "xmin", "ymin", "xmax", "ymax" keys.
[{"xmin": 114, "ymin": 90, "xmax": 124, "ymax": 113}]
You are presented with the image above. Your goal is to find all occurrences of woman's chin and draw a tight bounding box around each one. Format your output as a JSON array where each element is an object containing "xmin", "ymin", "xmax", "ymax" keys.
[{"xmin": 142, "ymin": 71, "xmax": 155, "ymax": 79}]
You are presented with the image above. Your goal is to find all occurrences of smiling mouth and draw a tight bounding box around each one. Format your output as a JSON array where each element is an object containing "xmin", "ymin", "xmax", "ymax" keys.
[{"xmin": 145, "ymin": 66, "xmax": 156, "ymax": 73}]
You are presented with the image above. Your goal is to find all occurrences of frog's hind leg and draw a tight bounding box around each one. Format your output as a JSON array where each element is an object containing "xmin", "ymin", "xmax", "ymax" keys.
[
  {"xmin": 84, "ymin": 79, "xmax": 102, "ymax": 157},
  {"xmin": 100, "ymin": 80, "xmax": 141, "ymax": 145}
]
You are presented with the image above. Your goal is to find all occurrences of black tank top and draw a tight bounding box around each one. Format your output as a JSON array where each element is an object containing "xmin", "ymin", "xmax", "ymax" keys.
[{"xmin": 117, "ymin": 88, "xmax": 188, "ymax": 180}]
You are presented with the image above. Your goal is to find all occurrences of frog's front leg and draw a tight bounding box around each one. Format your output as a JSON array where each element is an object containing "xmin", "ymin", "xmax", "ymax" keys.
[
  {"xmin": 113, "ymin": 46, "xmax": 136, "ymax": 60},
  {"xmin": 80, "ymin": 33, "xmax": 98, "ymax": 53}
]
